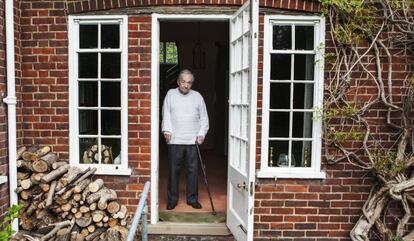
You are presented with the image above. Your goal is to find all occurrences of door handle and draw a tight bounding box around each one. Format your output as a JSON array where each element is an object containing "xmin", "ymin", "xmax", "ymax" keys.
[{"xmin": 237, "ymin": 181, "xmax": 246, "ymax": 190}]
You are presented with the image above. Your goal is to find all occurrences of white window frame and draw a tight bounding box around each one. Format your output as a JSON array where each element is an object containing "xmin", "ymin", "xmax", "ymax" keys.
[
  {"xmin": 257, "ymin": 15, "xmax": 325, "ymax": 179},
  {"xmin": 68, "ymin": 15, "xmax": 131, "ymax": 175}
]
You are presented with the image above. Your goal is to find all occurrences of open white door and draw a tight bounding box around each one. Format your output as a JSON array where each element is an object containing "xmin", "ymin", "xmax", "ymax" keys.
[{"xmin": 227, "ymin": 1, "xmax": 258, "ymax": 241}]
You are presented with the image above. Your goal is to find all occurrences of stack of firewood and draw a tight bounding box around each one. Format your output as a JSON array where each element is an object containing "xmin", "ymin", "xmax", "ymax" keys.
[{"xmin": 13, "ymin": 146, "xmax": 131, "ymax": 241}]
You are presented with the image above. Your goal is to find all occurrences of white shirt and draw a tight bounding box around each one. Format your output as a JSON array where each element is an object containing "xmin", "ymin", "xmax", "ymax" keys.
[{"xmin": 162, "ymin": 88, "xmax": 209, "ymax": 145}]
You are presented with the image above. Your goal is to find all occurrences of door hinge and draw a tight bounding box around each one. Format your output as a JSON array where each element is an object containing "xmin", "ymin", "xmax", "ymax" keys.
[
  {"xmin": 250, "ymin": 181, "xmax": 254, "ymax": 196},
  {"xmin": 238, "ymin": 224, "xmax": 247, "ymax": 234}
]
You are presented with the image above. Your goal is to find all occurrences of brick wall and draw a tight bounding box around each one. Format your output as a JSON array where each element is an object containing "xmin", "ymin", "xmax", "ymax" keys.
[{"xmin": 17, "ymin": 0, "xmax": 413, "ymax": 240}]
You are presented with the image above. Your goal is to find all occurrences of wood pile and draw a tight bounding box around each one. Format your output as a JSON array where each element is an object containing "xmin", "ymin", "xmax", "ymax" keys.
[{"xmin": 13, "ymin": 146, "xmax": 131, "ymax": 241}]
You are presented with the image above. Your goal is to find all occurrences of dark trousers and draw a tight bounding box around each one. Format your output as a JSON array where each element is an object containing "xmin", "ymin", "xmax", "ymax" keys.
[{"xmin": 167, "ymin": 144, "xmax": 198, "ymax": 205}]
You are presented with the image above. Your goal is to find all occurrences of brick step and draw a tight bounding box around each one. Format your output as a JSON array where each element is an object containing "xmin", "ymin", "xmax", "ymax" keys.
[{"xmin": 148, "ymin": 234, "xmax": 235, "ymax": 241}]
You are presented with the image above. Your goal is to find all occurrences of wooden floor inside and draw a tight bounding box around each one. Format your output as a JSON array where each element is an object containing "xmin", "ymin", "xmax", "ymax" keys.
[{"xmin": 158, "ymin": 145, "xmax": 228, "ymax": 215}]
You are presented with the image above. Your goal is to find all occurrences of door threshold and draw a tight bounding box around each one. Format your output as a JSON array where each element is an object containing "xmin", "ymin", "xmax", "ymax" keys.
[{"xmin": 148, "ymin": 222, "xmax": 231, "ymax": 235}]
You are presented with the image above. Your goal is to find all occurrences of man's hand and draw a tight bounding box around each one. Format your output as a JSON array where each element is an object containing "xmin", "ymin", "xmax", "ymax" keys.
[
  {"xmin": 164, "ymin": 133, "xmax": 171, "ymax": 143},
  {"xmin": 196, "ymin": 136, "xmax": 205, "ymax": 145}
]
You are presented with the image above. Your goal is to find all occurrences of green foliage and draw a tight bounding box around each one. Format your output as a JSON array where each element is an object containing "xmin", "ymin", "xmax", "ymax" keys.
[
  {"xmin": 392, "ymin": 235, "xmax": 403, "ymax": 241},
  {"xmin": 372, "ymin": 150, "xmax": 406, "ymax": 179},
  {"xmin": 0, "ymin": 204, "xmax": 23, "ymax": 241}
]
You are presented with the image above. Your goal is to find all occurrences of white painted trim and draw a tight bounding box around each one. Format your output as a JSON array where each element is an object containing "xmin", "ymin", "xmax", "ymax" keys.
[
  {"xmin": 68, "ymin": 15, "xmax": 129, "ymax": 175},
  {"xmin": 259, "ymin": 15, "xmax": 326, "ymax": 179},
  {"xmin": 4, "ymin": 0, "xmax": 18, "ymax": 231},
  {"xmin": 150, "ymin": 13, "xmax": 231, "ymax": 225},
  {"xmin": 0, "ymin": 176, "xmax": 8, "ymax": 185}
]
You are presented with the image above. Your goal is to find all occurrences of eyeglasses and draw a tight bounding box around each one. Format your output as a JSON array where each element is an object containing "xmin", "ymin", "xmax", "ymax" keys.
[{"xmin": 179, "ymin": 80, "xmax": 193, "ymax": 85}]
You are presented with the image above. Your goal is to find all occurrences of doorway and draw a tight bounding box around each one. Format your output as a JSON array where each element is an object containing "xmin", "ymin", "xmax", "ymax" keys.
[{"xmin": 157, "ymin": 20, "xmax": 229, "ymax": 222}]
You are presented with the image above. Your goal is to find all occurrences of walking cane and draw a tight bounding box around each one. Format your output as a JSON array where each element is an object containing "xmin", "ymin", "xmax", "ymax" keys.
[{"xmin": 195, "ymin": 142, "xmax": 217, "ymax": 216}]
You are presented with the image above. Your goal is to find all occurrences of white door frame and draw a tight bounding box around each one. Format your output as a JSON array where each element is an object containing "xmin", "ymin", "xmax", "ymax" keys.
[{"xmin": 150, "ymin": 13, "xmax": 232, "ymax": 224}]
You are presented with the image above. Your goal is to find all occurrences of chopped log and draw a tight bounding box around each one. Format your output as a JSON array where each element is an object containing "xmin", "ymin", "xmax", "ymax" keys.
[
  {"xmin": 92, "ymin": 210, "xmax": 105, "ymax": 223},
  {"xmin": 88, "ymin": 179, "xmax": 104, "ymax": 193},
  {"xmin": 20, "ymin": 213, "xmax": 36, "ymax": 231},
  {"xmin": 32, "ymin": 159, "xmax": 50, "ymax": 173},
  {"xmin": 62, "ymin": 187, "xmax": 75, "ymax": 201},
  {"xmin": 89, "ymin": 203, "xmax": 97, "ymax": 211},
  {"xmin": 75, "ymin": 212, "xmax": 82, "ymax": 219},
  {"xmin": 61, "ymin": 167, "xmax": 83, "ymax": 187},
  {"xmin": 52, "ymin": 161, "xmax": 68, "ymax": 170},
  {"xmin": 55, "ymin": 228, "xmax": 71, "ymax": 241},
  {"xmin": 76, "ymin": 217, "xmax": 92, "ymax": 228},
  {"xmin": 80, "ymin": 229, "xmax": 89, "ymax": 237},
  {"xmin": 82, "ymin": 187, "xmax": 90, "ymax": 203},
  {"xmin": 116, "ymin": 205, "xmax": 128, "ymax": 219},
  {"xmin": 86, "ymin": 188, "xmax": 106, "ymax": 205},
  {"xmin": 35, "ymin": 146, "xmax": 51, "ymax": 159},
  {"xmin": 62, "ymin": 203, "xmax": 72, "ymax": 212},
  {"xmin": 20, "ymin": 179, "xmax": 33, "ymax": 190},
  {"xmin": 40, "ymin": 220, "xmax": 72, "ymax": 241},
  {"xmin": 30, "ymin": 173, "xmax": 45, "ymax": 184},
  {"xmin": 80, "ymin": 206, "xmax": 90, "ymax": 213},
  {"xmin": 98, "ymin": 189, "xmax": 117, "ymax": 210},
  {"xmin": 41, "ymin": 164, "xmax": 69, "ymax": 183},
  {"xmin": 120, "ymin": 214, "xmax": 130, "ymax": 226},
  {"xmin": 17, "ymin": 159, "xmax": 33, "ymax": 171},
  {"xmin": 73, "ymin": 167, "xmax": 96, "ymax": 186},
  {"xmin": 87, "ymin": 224, "xmax": 95, "ymax": 233},
  {"xmin": 107, "ymin": 201, "xmax": 120, "ymax": 214},
  {"xmin": 83, "ymin": 212, "xmax": 91, "ymax": 218},
  {"xmin": 17, "ymin": 171, "xmax": 30, "ymax": 180},
  {"xmin": 20, "ymin": 186, "xmax": 42, "ymax": 200},
  {"xmin": 85, "ymin": 228, "xmax": 105, "ymax": 241},
  {"xmin": 73, "ymin": 193, "xmax": 82, "ymax": 202},
  {"xmin": 22, "ymin": 150, "xmax": 38, "ymax": 161},
  {"xmin": 107, "ymin": 218, "xmax": 118, "ymax": 228},
  {"xmin": 111, "ymin": 226, "xmax": 128, "ymax": 241},
  {"xmin": 26, "ymin": 201, "xmax": 39, "ymax": 215},
  {"xmin": 39, "ymin": 183, "xmax": 50, "ymax": 192},
  {"xmin": 74, "ymin": 179, "xmax": 90, "ymax": 193},
  {"xmin": 46, "ymin": 180, "xmax": 57, "ymax": 207},
  {"xmin": 15, "ymin": 186, "xmax": 24, "ymax": 194},
  {"xmin": 57, "ymin": 167, "xmax": 94, "ymax": 195},
  {"xmin": 102, "ymin": 216, "xmax": 109, "ymax": 223},
  {"xmin": 17, "ymin": 146, "xmax": 27, "ymax": 160},
  {"xmin": 96, "ymin": 221, "xmax": 103, "ymax": 227}
]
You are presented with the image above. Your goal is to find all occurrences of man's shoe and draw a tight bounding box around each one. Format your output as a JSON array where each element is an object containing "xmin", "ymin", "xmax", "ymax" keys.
[
  {"xmin": 167, "ymin": 203, "xmax": 177, "ymax": 210},
  {"xmin": 187, "ymin": 201, "xmax": 202, "ymax": 209}
]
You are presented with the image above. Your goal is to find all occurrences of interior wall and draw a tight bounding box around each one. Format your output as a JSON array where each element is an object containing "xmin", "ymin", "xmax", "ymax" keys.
[{"xmin": 160, "ymin": 21, "xmax": 229, "ymax": 150}]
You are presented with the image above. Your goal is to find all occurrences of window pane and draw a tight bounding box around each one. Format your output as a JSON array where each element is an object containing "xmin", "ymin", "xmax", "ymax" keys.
[
  {"xmin": 270, "ymin": 83, "xmax": 290, "ymax": 109},
  {"xmin": 101, "ymin": 82, "xmax": 121, "ymax": 107},
  {"xmin": 79, "ymin": 138, "xmax": 98, "ymax": 164},
  {"xmin": 269, "ymin": 112, "xmax": 289, "ymax": 137},
  {"xmin": 79, "ymin": 25, "xmax": 98, "ymax": 49},
  {"xmin": 79, "ymin": 110, "xmax": 98, "ymax": 134},
  {"xmin": 101, "ymin": 53, "xmax": 121, "ymax": 79},
  {"xmin": 295, "ymin": 26, "xmax": 314, "ymax": 50},
  {"xmin": 101, "ymin": 110, "xmax": 121, "ymax": 135},
  {"xmin": 270, "ymin": 54, "xmax": 291, "ymax": 80},
  {"xmin": 294, "ymin": 54, "xmax": 314, "ymax": 80},
  {"xmin": 101, "ymin": 24, "xmax": 120, "ymax": 49},
  {"xmin": 159, "ymin": 42, "xmax": 165, "ymax": 63},
  {"xmin": 165, "ymin": 42, "xmax": 178, "ymax": 63},
  {"xmin": 292, "ymin": 112, "xmax": 313, "ymax": 138},
  {"xmin": 292, "ymin": 141, "xmax": 312, "ymax": 167},
  {"xmin": 78, "ymin": 53, "xmax": 98, "ymax": 78},
  {"xmin": 273, "ymin": 25, "xmax": 291, "ymax": 50},
  {"xmin": 268, "ymin": 141, "xmax": 289, "ymax": 167},
  {"xmin": 293, "ymin": 83, "xmax": 314, "ymax": 109},
  {"xmin": 101, "ymin": 138, "xmax": 121, "ymax": 164},
  {"xmin": 79, "ymin": 81, "xmax": 97, "ymax": 107}
]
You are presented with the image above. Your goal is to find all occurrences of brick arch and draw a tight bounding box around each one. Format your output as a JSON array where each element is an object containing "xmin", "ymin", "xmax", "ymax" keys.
[{"xmin": 67, "ymin": 0, "xmax": 320, "ymax": 14}]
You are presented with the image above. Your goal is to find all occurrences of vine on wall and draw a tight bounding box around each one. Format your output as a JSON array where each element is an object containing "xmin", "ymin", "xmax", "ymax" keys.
[{"xmin": 320, "ymin": 0, "xmax": 414, "ymax": 240}]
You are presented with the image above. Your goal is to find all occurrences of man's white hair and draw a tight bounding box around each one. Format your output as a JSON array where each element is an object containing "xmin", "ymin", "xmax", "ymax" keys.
[{"xmin": 178, "ymin": 69, "xmax": 195, "ymax": 82}]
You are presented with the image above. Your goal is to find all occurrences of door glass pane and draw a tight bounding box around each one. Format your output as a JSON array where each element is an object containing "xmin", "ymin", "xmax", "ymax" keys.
[
  {"xmin": 292, "ymin": 112, "xmax": 313, "ymax": 138},
  {"xmin": 269, "ymin": 112, "xmax": 290, "ymax": 137},
  {"xmin": 101, "ymin": 24, "xmax": 120, "ymax": 49},
  {"xmin": 79, "ymin": 138, "xmax": 98, "ymax": 164},
  {"xmin": 101, "ymin": 53, "xmax": 121, "ymax": 78},
  {"xmin": 270, "ymin": 54, "xmax": 291, "ymax": 80},
  {"xmin": 294, "ymin": 54, "xmax": 314, "ymax": 80},
  {"xmin": 268, "ymin": 141, "xmax": 289, "ymax": 167},
  {"xmin": 101, "ymin": 82, "xmax": 121, "ymax": 107},
  {"xmin": 293, "ymin": 83, "xmax": 314, "ymax": 109},
  {"xmin": 79, "ymin": 81, "xmax": 97, "ymax": 107},
  {"xmin": 101, "ymin": 138, "xmax": 121, "ymax": 164},
  {"xmin": 292, "ymin": 141, "xmax": 312, "ymax": 167},
  {"xmin": 270, "ymin": 83, "xmax": 290, "ymax": 109},
  {"xmin": 78, "ymin": 53, "xmax": 98, "ymax": 78},
  {"xmin": 101, "ymin": 110, "xmax": 121, "ymax": 135},
  {"xmin": 273, "ymin": 25, "xmax": 291, "ymax": 50},
  {"xmin": 79, "ymin": 25, "xmax": 98, "ymax": 49},
  {"xmin": 295, "ymin": 26, "xmax": 314, "ymax": 50},
  {"xmin": 79, "ymin": 110, "xmax": 97, "ymax": 134}
]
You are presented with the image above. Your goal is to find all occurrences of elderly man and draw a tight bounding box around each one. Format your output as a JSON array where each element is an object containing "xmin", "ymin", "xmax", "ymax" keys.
[{"xmin": 162, "ymin": 69, "xmax": 209, "ymax": 210}]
